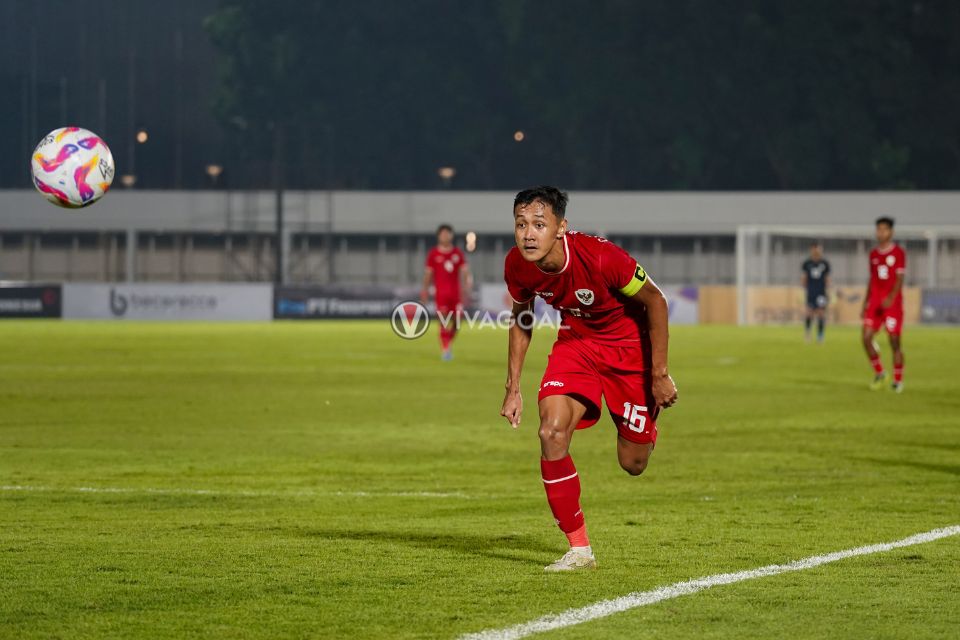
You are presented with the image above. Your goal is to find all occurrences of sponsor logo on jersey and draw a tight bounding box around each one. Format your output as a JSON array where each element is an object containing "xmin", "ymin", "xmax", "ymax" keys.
[
  {"xmin": 575, "ymin": 289, "xmax": 595, "ymax": 306},
  {"xmin": 542, "ymin": 380, "xmax": 565, "ymax": 388},
  {"xmin": 535, "ymin": 290, "xmax": 554, "ymax": 297}
]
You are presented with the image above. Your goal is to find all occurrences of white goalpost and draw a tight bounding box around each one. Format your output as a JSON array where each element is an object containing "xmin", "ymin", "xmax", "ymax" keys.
[{"xmin": 734, "ymin": 224, "xmax": 960, "ymax": 326}]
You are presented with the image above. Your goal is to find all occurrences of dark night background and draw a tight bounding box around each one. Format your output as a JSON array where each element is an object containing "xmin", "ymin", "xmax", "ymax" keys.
[{"xmin": 2, "ymin": 0, "xmax": 959, "ymax": 191}]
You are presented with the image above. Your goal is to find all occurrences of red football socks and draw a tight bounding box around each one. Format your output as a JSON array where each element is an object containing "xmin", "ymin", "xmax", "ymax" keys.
[
  {"xmin": 541, "ymin": 455, "xmax": 586, "ymax": 535},
  {"xmin": 870, "ymin": 355, "xmax": 884, "ymax": 375},
  {"xmin": 439, "ymin": 326, "xmax": 455, "ymax": 350},
  {"xmin": 894, "ymin": 364, "xmax": 903, "ymax": 383},
  {"xmin": 565, "ymin": 523, "xmax": 590, "ymax": 548}
]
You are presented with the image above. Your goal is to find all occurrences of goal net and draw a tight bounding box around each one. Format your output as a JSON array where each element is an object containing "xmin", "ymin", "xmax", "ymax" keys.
[{"xmin": 735, "ymin": 225, "xmax": 960, "ymax": 326}]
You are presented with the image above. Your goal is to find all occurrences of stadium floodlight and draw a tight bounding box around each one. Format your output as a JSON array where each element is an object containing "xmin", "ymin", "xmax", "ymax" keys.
[{"xmin": 437, "ymin": 166, "xmax": 456, "ymax": 187}]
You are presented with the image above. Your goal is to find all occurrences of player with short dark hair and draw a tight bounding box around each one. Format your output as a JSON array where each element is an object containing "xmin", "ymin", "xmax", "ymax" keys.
[
  {"xmin": 862, "ymin": 217, "xmax": 906, "ymax": 392},
  {"xmin": 421, "ymin": 224, "xmax": 472, "ymax": 360},
  {"xmin": 500, "ymin": 185, "xmax": 678, "ymax": 572},
  {"xmin": 801, "ymin": 242, "xmax": 831, "ymax": 342}
]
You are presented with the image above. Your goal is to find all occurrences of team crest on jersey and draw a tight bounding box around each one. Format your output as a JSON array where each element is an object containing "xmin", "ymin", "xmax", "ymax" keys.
[
  {"xmin": 886, "ymin": 255, "xmax": 896, "ymax": 266},
  {"xmin": 575, "ymin": 288, "xmax": 595, "ymax": 306}
]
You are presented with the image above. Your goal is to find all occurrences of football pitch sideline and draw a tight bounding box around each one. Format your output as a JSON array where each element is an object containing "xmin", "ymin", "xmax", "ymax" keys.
[{"xmin": 1, "ymin": 321, "xmax": 957, "ymax": 639}]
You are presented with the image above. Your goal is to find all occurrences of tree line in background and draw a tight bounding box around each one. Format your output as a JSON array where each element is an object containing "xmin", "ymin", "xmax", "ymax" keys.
[
  {"xmin": 2, "ymin": 1, "xmax": 957, "ymax": 191},
  {"xmin": 204, "ymin": 0, "xmax": 960, "ymax": 190}
]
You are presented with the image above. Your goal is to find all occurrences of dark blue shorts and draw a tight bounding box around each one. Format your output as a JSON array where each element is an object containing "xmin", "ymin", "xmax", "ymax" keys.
[{"xmin": 806, "ymin": 293, "xmax": 827, "ymax": 309}]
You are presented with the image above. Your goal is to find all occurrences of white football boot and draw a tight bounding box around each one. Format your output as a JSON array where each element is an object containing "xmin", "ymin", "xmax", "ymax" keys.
[{"xmin": 544, "ymin": 548, "xmax": 597, "ymax": 572}]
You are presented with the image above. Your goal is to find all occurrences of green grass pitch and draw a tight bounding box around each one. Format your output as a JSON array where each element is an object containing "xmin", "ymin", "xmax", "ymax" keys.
[{"xmin": 1, "ymin": 321, "xmax": 958, "ymax": 639}]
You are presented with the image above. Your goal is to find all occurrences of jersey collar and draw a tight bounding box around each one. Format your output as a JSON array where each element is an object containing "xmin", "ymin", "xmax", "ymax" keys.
[
  {"xmin": 535, "ymin": 234, "xmax": 570, "ymax": 275},
  {"xmin": 875, "ymin": 243, "xmax": 896, "ymax": 255}
]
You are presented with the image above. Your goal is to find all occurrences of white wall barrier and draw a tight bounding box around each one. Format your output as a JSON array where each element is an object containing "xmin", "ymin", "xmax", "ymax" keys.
[{"xmin": 63, "ymin": 283, "xmax": 273, "ymax": 321}]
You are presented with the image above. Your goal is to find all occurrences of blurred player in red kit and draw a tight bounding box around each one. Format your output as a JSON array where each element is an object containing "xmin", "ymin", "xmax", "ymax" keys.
[
  {"xmin": 862, "ymin": 216, "xmax": 906, "ymax": 393},
  {"xmin": 421, "ymin": 224, "xmax": 473, "ymax": 361},
  {"xmin": 499, "ymin": 186, "xmax": 678, "ymax": 572}
]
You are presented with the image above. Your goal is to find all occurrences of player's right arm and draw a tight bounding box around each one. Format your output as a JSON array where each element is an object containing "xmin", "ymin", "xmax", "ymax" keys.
[
  {"xmin": 501, "ymin": 298, "xmax": 533, "ymax": 429},
  {"xmin": 861, "ymin": 271, "xmax": 872, "ymax": 318},
  {"xmin": 420, "ymin": 267, "xmax": 433, "ymax": 304}
]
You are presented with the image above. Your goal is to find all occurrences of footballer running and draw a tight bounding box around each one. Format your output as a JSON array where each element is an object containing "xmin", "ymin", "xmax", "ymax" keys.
[
  {"xmin": 862, "ymin": 216, "xmax": 906, "ymax": 392},
  {"xmin": 499, "ymin": 186, "xmax": 678, "ymax": 572},
  {"xmin": 421, "ymin": 224, "xmax": 473, "ymax": 361}
]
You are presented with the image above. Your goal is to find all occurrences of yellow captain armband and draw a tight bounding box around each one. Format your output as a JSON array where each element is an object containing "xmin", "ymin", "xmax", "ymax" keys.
[{"xmin": 619, "ymin": 262, "xmax": 648, "ymax": 297}]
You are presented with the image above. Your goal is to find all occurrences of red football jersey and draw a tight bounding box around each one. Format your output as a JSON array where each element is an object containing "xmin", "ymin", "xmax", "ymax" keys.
[
  {"xmin": 504, "ymin": 231, "xmax": 648, "ymax": 345},
  {"xmin": 868, "ymin": 244, "xmax": 906, "ymax": 306},
  {"xmin": 426, "ymin": 246, "xmax": 467, "ymax": 302}
]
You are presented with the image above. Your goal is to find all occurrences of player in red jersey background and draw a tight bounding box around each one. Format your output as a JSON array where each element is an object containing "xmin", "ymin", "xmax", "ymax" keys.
[
  {"xmin": 861, "ymin": 217, "xmax": 906, "ymax": 392},
  {"xmin": 499, "ymin": 186, "xmax": 678, "ymax": 572},
  {"xmin": 421, "ymin": 224, "xmax": 473, "ymax": 361}
]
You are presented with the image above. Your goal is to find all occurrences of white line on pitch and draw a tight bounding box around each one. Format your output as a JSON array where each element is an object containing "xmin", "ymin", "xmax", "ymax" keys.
[
  {"xmin": 459, "ymin": 524, "xmax": 960, "ymax": 640},
  {"xmin": 0, "ymin": 484, "xmax": 469, "ymax": 499}
]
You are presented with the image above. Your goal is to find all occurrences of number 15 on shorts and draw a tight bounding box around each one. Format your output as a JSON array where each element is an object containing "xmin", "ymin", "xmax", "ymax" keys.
[{"xmin": 621, "ymin": 402, "xmax": 648, "ymax": 434}]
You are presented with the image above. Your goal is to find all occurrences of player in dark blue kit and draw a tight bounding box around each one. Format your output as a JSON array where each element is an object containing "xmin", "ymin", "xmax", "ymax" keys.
[{"xmin": 801, "ymin": 242, "xmax": 831, "ymax": 343}]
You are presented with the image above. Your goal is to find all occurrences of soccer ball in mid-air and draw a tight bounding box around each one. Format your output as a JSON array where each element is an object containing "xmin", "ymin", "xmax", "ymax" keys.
[{"xmin": 31, "ymin": 126, "xmax": 115, "ymax": 208}]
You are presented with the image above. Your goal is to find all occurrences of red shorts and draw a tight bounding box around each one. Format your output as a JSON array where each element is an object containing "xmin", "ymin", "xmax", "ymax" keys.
[
  {"xmin": 435, "ymin": 298, "xmax": 462, "ymax": 328},
  {"xmin": 863, "ymin": 300, "xmax": 903, "ymax": 336},
  {"xmin": 538, "ymin": 338, "xmax": 658, "ymax": 445}
]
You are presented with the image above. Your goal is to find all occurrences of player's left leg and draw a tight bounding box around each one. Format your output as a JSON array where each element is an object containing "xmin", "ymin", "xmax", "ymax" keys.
[
  {"xmin": 599, "ymin": 344, "xmax": 660, "ymax": 473},
  {"xmin": 804, "ymin": 305, "xmax": 814, "ymax": 342},
  {"xmin": 815, "ymin": 306, "xmax": 826, "ymax": 343},
  {"xmin": 617, "ymin": 437, "xmax": 654, "ymax": 476},
  {"xmin": 862, "ymin": 315, "xmax": 886, "ymax": 389},
  {"xmin": 886, "ymin": 315, "xmax": 905, "ymax": 392},
  {"xmin": 435, "ymin": 304, "xmax": 457, "ymax": 360}
]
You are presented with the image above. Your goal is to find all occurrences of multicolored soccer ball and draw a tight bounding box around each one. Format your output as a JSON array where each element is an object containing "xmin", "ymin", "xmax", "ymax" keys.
[{"xmin": 31, "ymin": 127, "xmax": 115, "ymax": 208}]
